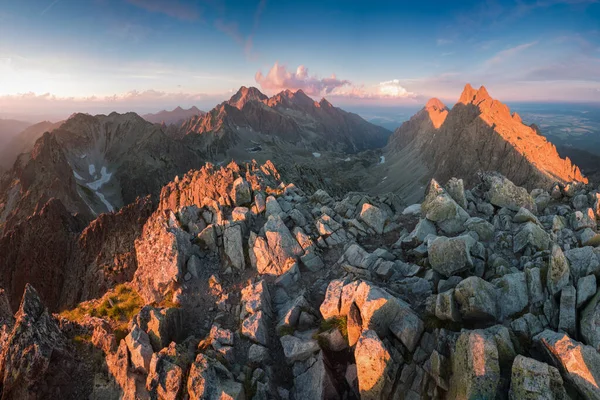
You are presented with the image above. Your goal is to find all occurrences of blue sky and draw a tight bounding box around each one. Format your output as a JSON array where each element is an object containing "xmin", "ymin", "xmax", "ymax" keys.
[{"xmin": 0, "ymin": 0, "xmax": 599, "ymax": 118}]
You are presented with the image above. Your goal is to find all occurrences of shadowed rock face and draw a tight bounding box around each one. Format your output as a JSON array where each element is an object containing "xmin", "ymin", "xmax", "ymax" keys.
[
  {"xmin": 0, "ymin": 196, "xmax": 153, "ymax": 312},
  {"xmin": 384, "ymin": 84, "xmax": 587, "ymax": 198}
]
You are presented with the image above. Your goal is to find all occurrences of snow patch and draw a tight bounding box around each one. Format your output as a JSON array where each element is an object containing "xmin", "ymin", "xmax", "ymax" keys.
[
  {"xmin": 312, "ymin": 152, "xmax": 321, "ymax": 158},
  {"xmin": 383, "ymin": 176, "xmax": 387, "ymax": 181},
  {"xmin": 73, "ymin": 170, "xmax": 84, "ymax": 180},
  {"xmin": 85, "ymin": 166, "xmax": 114, "ymax": 212},
  {"xmin": 344, "ymin": 157, "xmax": 351, "ymax": 162},
  {"xmin": 380, "ymin": 156, "xmax": 386, "ymax": 164},
  {"xmin": 80, "ymin": 154, "xmax": 87, "ymax": 159},
  {"xmin": 87, "ymin": 167, "xmax": 112, "ymax": 190},
  {"xmin": 88, "ymin": 164, "xmax": 96, "ymax": 177}
]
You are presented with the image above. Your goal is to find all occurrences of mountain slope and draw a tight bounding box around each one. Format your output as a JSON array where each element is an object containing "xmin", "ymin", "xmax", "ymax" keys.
[
  {"xmin": 0, "ymin": 112, "xmax": 202, "ymax": 233},
  {"xmin": 142, "ymin": 106, "xmax": 205, "ymax": 125},
  {"xmin": 0, "ymin": 119, "xmax": 31, "ymax": 153},
  {"xmin": 0, "ymin": 120, "xmax": 64, "ymax": 170},
  {"xmin": 374, "ymin": 84, "xmax": 587, "ymax": 201}
]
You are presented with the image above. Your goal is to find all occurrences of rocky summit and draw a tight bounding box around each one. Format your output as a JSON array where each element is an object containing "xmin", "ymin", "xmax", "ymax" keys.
[
  {"xmin": 0, "ymin": 83, "xmax": 598, "ymax": 400},
  {"xmin": 0, "ymin": 148, "xmax": 599, "ymax": 399}
]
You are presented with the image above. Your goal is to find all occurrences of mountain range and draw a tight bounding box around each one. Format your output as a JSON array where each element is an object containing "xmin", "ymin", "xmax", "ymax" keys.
[
  {"xmin": 142, "ymin": 106, "xmax": 205, "ymax": 125},
  {"xmin": 0, "ymin": 83, "xmax": 599, "ymax": 399}
]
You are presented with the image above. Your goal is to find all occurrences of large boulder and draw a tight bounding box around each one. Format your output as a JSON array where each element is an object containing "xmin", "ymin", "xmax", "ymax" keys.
[
  {"xmin": 513, "ymin": 222, "xmax": 550, "ymax": 253},
  {"xmin": 449, "ymin": 330, "xmax": 501, "ymax": 399},
  {"xmin": 493, "ymin": 272, "xmax": 529, "ymax": 320},
  {"xmin": 421, "ymin": 179, "xmax": 469, "ymax": 234},
  {"xmin": 187, "ymin": 353, "xmax": 244, "ymax": 400},
  {"xmin": 354, "ymin": 330, "xmax": 397, "ymax": 400},
  {"xmin": 482, "ymin": 172, "xmax": 536, "ymax": 212},
  {"xmin": 223, "ymin": 223, "xmax": 245, "ymax": 270},
  {"xmin": 359, "ymin": 203, "xmax": 387, "ymax": 235},
  {"xmin": 581, "ymin": 291, "xmax": 600, "ymax": 351},
  {"xmin": 534, "ymin": 330, "xmax": 600, "ymax": 400},
  {"xmin": 134, "ymin": 214, "xmax": 192, "ymax": 303},
  {"xmin": 428, "ymin": 236, "xmax": 473, "ymax": 278},
  {"xmin": 454, "ymin": 277, "xmax": 498, "ymax": 321},
  {"xmin": 280, "ymin": 335, "xmax": 320, "ymax": 364},
  {"xmin": 231, "ymin": 177, "xmax": 252, "ymax": 206},
  {"xmin": 509, "ymin": 355, "xmax": 567, "ymax": 400},
  {"xmin": 292, "ymin": 351, "xmax": 339, "ymax": 400},
  {"xmin": 547, "ymin": 245, "xmax": 570, "ymax": 297}
]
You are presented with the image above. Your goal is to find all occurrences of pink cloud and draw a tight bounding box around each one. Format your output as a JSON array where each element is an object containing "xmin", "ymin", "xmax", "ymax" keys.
[{"xmin": 255, "ymin": 62, "xmax": 351, "ymax": 96}]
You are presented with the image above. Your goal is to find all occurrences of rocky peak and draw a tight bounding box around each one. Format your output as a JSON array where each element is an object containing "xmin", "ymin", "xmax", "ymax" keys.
[
  {"xmin": 458, "ymin": 83, "xmax": 478, "ymax": 104},
  {"xmin": 425, "ymin": 98, "xmax": 449, "ymax": 129},
  {"xmin": 15, "ymin": 283, "xmax": 44, "ymax": 322},
  {"xmin": 228, "ymin": 86, "xmax": 268, "ymax": 109}
]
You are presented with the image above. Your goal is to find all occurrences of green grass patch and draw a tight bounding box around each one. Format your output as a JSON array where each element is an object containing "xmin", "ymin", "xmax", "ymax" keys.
[
  {"xmin": 319, "ymin": 316, "xmax": 348, "ymax": 341},
  {"xmin": 60, "ymin": 284, "xmax": 143, "ymax": 330}
]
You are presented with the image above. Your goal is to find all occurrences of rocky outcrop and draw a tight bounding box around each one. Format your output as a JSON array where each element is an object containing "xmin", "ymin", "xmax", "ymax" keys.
[{"xmin": 0, "ymin": 285, "xmax": 76, "ymax": 399}]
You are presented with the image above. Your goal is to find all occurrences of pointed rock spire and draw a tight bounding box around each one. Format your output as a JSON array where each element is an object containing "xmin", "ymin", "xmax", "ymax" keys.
[
  {"xmin": 458, "ymin": 83, "xmax": 477, "ymax": 104},
  {"xmin": 425, "ymin": 98, "xmax": 447, "ymax": 112}
]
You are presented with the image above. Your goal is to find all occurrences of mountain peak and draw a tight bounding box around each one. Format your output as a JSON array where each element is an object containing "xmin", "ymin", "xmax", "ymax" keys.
[
  {"xmin": 228, "ymin": 86, "xmax": 268, "ymax": 109},
  {"xmin": 424, "ymin": 98, "xmax": 449, "ymax": 129},
  {"xmin": 425, "ymin": 98, "xmax": 447, "ymax": 111},
  {"xmin": 458, "ymin": 83, "xmax": 477, "ymax": 104}
]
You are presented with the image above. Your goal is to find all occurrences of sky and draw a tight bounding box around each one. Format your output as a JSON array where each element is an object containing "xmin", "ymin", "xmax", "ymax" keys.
[{"xmin": 0, "ymin": 0, "xmax": 599, "ymax": 120}]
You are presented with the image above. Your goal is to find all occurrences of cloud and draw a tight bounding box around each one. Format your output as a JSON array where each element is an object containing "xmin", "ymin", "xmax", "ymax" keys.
[
  {"xmin": 126, "ymin": 0, "xmax": 200, "ymax": 21},
  {"xmin": 255, "ymin": 62, "xmax": 351, "ymax": 95},
  {"xmin": 485, "ymin": 41, "xmax": 538, "ymax": 66}
]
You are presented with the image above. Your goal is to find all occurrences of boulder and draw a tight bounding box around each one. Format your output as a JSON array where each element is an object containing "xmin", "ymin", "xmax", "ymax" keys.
[
  {"xmin": 264, "ymin": 215, "xmax": 303, "ymax": 265},
  {"xmin": 232, "ymin": 177, "xmax": 252, "ymax": 206},
  {"xmin": 571, "ymin": 208, "xmax": 596, "ymax": 231},
  {"xmin": 292, "ymin": 352, "xmax": 339, "ymax": 400},
  {"xmin": 465, "ymin": 217, "xmax": 495, "ymax": 242},
  {"xmin": 581, "ymin": 291, "xmax": 600, "ymax": 351},
  {"xmin": 434, "ymin": 289, "xmax": 461, "ymax": 322},
  {"xmin": 454, "ymin": 277, "xmax": 498, "ymax": 321},
  {"xmin": 421, "ymin": 179, "xmax": 469, "ymax": 234},
  {"xmin": 187, "ymin": 353, "xmax": 244, "ymax": 400},
  {"xmin": 558, "ymin": 285, "xmax": 576, "ymax": 338},
  {"xmin": 548, "ymin": 245, "xmax": 570, "ymax": 296},
  {"xmin": 565, "ymin": 246, "xmax": 600, "ymax": 282},
  {"xmin": 513, "ymin": 222, "xmax": 550, "ymax": 253},
  {"xmin": 493, "ymin": 272, "xmax": 529, "ymax": 320},
  {"xmin": 534, "ymin": 330, "xmax": 600, "ymax": 400},
  {"xmin": 125, "ymin": 325, "xmax": 154, "ymax": 374},
  {"xmin": 428, "ymin": 236, "xmax": 473, "ymax": 278},
  {"xmin": 320, "ymin": 279, "xmax": 344, "ymax": 320},
  {"xmin": 577, "ymin": 275, "xmax": 596, "ymax": 308},
  {"xmin": 359, "ymin": 203, "xmax": 387, "ymax": 235},
  {"xmin": 355, "ymin": 330, "xmax": 397, "ymax": 400},
  {"xmin": 449, "ymin": 330, "xmax": 501, "ymax": 399},
  {"xmin": 223, "ymin": 223, "xmax": 245, "ymax": 270},
  {"xmin": 482, "ymin": 172, "xmax": 536, "ymax": 212},
  {"xmin": 446, "ymin": 177, "xmax": 468, "ymax": 209},
  {"xmin": 280, "ymin": 335, "xmax": 320, "ymax": 363},
  {"xmin": 509, "ymin": 355, "xmax": 567, "ymax": 400}
]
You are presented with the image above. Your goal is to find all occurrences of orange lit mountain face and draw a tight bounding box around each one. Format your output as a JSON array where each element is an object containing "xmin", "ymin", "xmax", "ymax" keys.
[{"xmin": 385, "ymin": 84, "xmax": 587, "ymax": 194}]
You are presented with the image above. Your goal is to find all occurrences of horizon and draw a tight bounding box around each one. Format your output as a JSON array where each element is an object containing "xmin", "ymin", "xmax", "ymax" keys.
[{"xmin": 1, "ymin": 0, "xmax": 599, "ymax": 119}]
